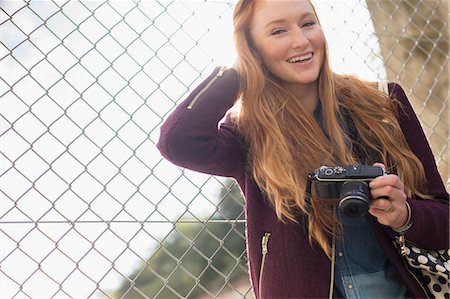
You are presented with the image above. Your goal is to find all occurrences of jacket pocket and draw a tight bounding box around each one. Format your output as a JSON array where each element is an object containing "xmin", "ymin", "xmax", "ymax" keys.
[
  {"xmin": 187, "ymin": 66, "xmax": 228, "ymax": 109},
  {"xmin": 259, "ymin": 232, "xmax": 271, "ymax": 298}
]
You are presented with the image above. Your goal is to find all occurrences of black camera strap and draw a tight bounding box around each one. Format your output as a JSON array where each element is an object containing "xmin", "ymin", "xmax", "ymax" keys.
[{"xmin": 302, "ymin": 172, "xmax": 315, "ymax": 235}]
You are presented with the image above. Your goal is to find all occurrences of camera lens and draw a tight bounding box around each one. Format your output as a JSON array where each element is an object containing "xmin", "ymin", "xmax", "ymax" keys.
[{"xmin": 338, "ymin": 181, "xmax": 370, "ymax": 217}]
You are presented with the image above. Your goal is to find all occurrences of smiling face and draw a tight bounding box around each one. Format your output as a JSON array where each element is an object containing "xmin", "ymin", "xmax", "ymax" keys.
[{"xmin": 249, "ymin": 0, "xmax": 326, "ymax": 93}]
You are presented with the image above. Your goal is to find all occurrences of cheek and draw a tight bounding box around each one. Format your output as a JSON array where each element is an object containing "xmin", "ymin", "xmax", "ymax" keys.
[
  {"xmin": 258, "ymin": 41, "xmax": 289, "ymax": 64},
  {"xmin": 312, "ymin": 31, "xmax": 326, "ymax": 51}
]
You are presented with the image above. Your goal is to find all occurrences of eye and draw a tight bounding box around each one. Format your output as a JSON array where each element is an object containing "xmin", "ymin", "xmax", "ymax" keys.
[
  {"xmin": 302, "ymin": 21, "xmax": 316, "ymax": 28},
  {"xmin": 270, "ymin": 29, "xmax": 286, "ymax": 36}
]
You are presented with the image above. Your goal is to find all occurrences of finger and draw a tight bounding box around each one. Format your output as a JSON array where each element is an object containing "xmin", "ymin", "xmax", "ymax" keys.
[
  {"xmin": 370, "ymin": 174, "xmax": 404, "ymax": 190},
  {"xmin": 372, "ymin": 162, "xmax": 386, "ymax": 170},
  {"xmin": 369, "ymin": 201, "xmax": 408, "ymax": 228},
  {"xmin": 383, "ymin": 202, "xmax": 396, "ymax": 213},
  {"xmin": 368, "ymin": 207, "xmax": 394, "ymax": 226},
  {"xmin": 370, "ymin": 198, "xmax": 393, "ymax": 211},
  {"xmin": 370, "ymin": 186, "xmax": 406, "ymax": 203},
  {"xmin": 370, "ymin": 184, "xmax": 403, "ymax": 198}
]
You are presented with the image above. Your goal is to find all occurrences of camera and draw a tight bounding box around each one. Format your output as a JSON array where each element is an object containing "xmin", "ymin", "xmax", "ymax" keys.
[{"xmin": 311, "ymin": 164, "xmax": 385, "ymax": 217}]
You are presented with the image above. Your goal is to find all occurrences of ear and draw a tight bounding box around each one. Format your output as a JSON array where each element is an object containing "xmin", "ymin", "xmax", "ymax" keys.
[
  {"xmin": 246, "ymin": 34, "xmax": 263, "ymax": 63},
  {"xmin": 251, "ymin": 48, "xmax": 263, "ymax": 64}
]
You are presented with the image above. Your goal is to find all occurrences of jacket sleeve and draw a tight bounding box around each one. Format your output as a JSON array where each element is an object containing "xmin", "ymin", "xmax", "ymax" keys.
[
  {"xmin": 157, "ymin": 66, "xmax": 246, "ymax": 179},
  {"xmin": 385, "ymin": 83, "xmax": 449, "ymax": 250}
]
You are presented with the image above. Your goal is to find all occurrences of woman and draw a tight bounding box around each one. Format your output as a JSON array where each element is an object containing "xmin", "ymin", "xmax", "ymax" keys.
[{"xmin": 157, "ymin": 0, "xmax": 449, "ymax": 298}]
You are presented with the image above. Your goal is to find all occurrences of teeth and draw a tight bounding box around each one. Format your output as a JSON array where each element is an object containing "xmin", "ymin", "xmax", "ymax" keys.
[{"xmin": 288, "ymin": 53, "xmax": 313, "ymax": 63}]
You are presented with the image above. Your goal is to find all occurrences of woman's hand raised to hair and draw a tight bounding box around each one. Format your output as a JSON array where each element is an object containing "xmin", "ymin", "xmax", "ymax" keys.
[{"xmin": 368, "ymin": 163, "xmax": 409, "ymax": 229}]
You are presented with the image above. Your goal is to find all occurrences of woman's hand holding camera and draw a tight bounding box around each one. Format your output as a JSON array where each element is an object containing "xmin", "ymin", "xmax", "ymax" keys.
[{"xmin": 368, "ymin": 163, "xmax": 409, "ymax": 230}]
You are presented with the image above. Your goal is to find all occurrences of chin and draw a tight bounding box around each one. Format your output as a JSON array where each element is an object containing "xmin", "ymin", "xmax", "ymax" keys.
[{"xmin": 293, "ymin": 77, "xmax": 319, "ymax": 85}]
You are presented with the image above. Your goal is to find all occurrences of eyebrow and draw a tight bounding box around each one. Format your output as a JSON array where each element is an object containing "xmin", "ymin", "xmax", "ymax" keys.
[{"xmin": 264, "ymin": 12, "xmax": 315, "ymax": 29}]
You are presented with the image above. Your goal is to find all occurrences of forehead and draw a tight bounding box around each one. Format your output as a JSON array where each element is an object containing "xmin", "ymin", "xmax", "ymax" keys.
[{"xmin": 251, "ymin": 0, "xmax": 315, "ymax": 28}]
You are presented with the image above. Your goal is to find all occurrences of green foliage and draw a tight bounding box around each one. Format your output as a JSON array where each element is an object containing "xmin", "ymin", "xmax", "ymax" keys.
[{"xmin": 113, "ymin": 179, "xmax": 249, "ymax": 299}]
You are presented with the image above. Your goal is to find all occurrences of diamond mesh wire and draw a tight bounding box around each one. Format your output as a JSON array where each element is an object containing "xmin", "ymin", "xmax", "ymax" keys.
[{"xmin": 1, "ymin": 1, "xmax": 448, "ymax": 298}]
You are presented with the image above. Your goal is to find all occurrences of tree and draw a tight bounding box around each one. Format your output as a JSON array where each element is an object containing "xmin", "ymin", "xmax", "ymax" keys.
[
  {"xmin": 367, "ymin": 0, "xmax": 449, "ymax": 183},
  {"xmin": 113, "ymin": 179, "xmax": 251, "ymax": 299}
]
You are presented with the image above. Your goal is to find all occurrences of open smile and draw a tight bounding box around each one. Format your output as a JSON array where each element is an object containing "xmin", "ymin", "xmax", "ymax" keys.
[{"xmin": 287, "ymin": 53, "xmax": 313, "ymax": 63}]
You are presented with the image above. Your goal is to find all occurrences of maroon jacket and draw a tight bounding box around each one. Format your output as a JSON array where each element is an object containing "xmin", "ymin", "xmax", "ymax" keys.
[{"xmin": 157, "ymin": 66, "xmax": 449, "ymax": 298}]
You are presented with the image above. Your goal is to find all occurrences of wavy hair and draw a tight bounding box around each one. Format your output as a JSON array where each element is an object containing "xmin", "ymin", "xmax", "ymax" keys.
[{"xmin": 232, "ymin": 0, "xmax": 429, "ymax": 257}]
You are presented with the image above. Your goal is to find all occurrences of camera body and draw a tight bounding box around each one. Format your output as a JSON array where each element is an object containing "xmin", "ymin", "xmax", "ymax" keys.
[{"xmin": 311, "ymin": 164, "xmax": 385, "ymax": 217}]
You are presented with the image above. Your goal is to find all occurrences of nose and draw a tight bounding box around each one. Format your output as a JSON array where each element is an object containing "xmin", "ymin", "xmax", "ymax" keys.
[{"xmin": 291, "ymin": 28, "xmax": 309, "ymax": 49}]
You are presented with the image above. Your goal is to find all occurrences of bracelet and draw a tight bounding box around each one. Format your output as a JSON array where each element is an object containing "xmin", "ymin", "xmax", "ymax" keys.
[{"xmin": 392, "ymin": 201, "xmax": 413, "ymax": 235}]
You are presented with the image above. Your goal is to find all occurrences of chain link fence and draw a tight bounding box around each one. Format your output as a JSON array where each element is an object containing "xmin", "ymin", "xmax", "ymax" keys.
[{"xmin": 1, "ymin": 1, "xmax": 448, "ymax": 298}]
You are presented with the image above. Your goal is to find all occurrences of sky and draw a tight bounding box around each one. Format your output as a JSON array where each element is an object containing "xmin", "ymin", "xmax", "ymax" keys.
[{"xmin": 0, "ymin": 1, "xmax": 386, "ymax": 298}]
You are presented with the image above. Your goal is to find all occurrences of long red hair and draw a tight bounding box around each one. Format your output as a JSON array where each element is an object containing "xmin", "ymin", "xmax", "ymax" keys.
[{"xmin": 232, "ymin": 0, "xmax": 428, "ymax": 257}]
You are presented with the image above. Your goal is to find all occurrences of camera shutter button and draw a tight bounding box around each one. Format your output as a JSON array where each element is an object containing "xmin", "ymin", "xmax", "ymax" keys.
[{"xmin": 324, "ymin": 169, "xmax": 333, "ymax": 175}]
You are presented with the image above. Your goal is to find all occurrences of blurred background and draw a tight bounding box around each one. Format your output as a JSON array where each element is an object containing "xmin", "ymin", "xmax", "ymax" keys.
[{"xmin": 1, "ymin": 0, "xmax": 448, "ymax": 298}]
